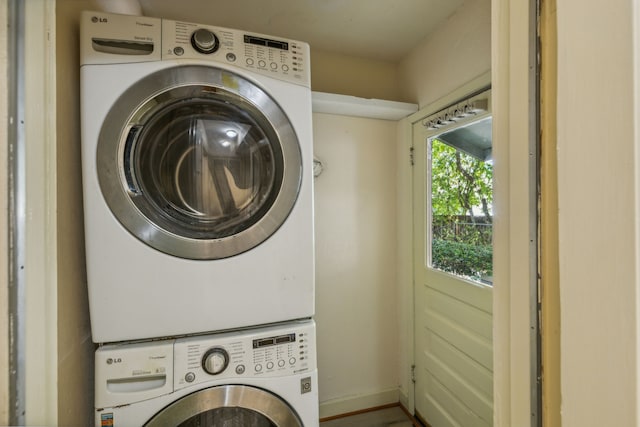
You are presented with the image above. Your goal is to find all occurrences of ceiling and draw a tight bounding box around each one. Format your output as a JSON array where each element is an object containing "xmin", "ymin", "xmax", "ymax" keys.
[{"xmin": 138, "ymin": 0, "xmax": 466, "ymax": 62}]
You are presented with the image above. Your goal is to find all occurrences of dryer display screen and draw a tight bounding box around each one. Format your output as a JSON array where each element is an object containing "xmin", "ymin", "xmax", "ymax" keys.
[
  {"xmin": 253, "ymin": 333, "xmax": 296, "ymax": 348},
  {"xmin": 244, "ymin": 35, "xmax": 289, "ymax": 50}
]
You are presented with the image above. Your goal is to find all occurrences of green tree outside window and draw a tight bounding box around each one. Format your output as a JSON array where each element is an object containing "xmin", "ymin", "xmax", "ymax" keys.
[{"xmin": 430, "ymin": 138, "xmax": 493, "ymax": 283}]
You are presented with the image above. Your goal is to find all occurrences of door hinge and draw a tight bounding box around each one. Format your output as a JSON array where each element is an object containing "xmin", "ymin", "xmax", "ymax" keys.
[
  {"xmin": 411, "ymin": 364, "xmax": 416, "ymax": 383},
  {"xmin": 409, "ymin": 146, "xmax": 415, "ymax": 166}
]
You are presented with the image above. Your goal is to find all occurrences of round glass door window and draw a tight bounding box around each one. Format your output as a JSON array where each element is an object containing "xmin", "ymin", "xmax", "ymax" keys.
[
  {"xmin": 178, "ymin": 407, "xmax": 277, "ymax": 427},
  {"xmin": 97, "ymin": 65, "xmax": 302, "ymax": 259}
]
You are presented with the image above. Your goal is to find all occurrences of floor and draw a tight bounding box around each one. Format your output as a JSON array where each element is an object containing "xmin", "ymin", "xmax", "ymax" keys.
[{"xmin": 319, "ymin": 406, "xmax": 418, "ymax": 427}]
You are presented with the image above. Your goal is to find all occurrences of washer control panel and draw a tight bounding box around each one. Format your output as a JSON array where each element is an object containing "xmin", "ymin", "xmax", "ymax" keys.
[
  {"xmin": 162, "ymin": 18, "xmax": 310, "ymax": 87},
  {"xmin": 173, "ymin": 320, "xmax": 315, "ymax": 391}
]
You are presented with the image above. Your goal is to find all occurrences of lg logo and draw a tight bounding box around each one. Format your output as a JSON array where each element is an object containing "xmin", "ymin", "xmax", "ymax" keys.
[
  {"xmin": 91, "ymin": 16, "xmax": 108, "ymax": 23},
  {"xmin": 106, "ymin": 357, "xmax": 122, "ymax": 365}
]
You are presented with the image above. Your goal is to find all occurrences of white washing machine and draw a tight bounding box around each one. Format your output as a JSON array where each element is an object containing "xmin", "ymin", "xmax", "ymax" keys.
[
  {"xmin": 80, "ymin": 11, "xmax": 315, "ymax": 343},
  {"xmin": 95, "ymin": 320, "xmax": 318, "ymax": 426}
]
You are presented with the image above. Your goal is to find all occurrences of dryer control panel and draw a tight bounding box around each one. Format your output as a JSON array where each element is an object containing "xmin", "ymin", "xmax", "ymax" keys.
[
  {"xmin": 80, "ymin": 11, "xmax": 310, "ymax": 87},
  {"xmin": 161, "ymin": 19, "xmax": 310, "ymax": 87},
  {"xmin": 173, "ymin": 320, "xmax": 316, "ymax": 391}
]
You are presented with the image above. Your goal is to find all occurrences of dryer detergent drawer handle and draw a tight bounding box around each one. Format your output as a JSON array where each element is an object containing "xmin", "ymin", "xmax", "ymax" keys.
[{"xmin": 92, "ymin": 38, "xmax": 154, "ymax": 56}]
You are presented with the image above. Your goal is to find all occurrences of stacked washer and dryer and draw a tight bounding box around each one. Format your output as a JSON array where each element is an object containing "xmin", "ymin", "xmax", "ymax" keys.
[{"xmin": 80, "ymin": 10, "xmax": 317, "ymax": 427}]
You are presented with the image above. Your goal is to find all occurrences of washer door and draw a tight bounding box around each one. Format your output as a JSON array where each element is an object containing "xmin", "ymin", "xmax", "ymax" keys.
[
  {"xmin": 97, "ymin": 65, "xmax": 302, "ymax": 259},
  {"xmin": 144, "ymin": 385, "xmax": 303, "ymax": 427}
]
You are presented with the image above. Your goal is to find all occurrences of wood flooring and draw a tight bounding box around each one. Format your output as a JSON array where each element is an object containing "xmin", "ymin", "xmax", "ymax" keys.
[{"xmin": 319, "ymin": 405, "xmax": 419, "ymax": 427}]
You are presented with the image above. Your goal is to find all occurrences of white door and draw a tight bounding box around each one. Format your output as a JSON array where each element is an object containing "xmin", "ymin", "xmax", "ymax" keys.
[{"xmin": 412, "ymin": 90, "xmax": 493, "ymax": 427}]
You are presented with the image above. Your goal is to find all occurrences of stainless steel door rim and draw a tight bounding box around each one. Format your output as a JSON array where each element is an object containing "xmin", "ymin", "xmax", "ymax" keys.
[{"xmin": 144, "ymin": 385, "xmax": 303, "ymax": 427}]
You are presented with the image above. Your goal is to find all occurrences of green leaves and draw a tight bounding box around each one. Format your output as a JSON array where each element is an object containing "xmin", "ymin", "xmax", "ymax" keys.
[
  {"xmin": 431, "ymin": 139, "xmax": 493, "ymax": 218},
  {"xmin": 430, "ymin": 138, "xmax": 493, "ymax": 283},
  {"xmin": 432, "ymin": 239, "xmax": 493, "ymax": 281}
]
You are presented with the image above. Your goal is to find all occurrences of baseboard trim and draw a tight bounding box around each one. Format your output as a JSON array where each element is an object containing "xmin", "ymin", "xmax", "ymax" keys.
[
  {"xmin": 318, "ymin": 388, "xmax": 400, "ymax": 420},
  {"xmin": 399, "ymin": 389, "xmax": 410, "ymax": 413}
]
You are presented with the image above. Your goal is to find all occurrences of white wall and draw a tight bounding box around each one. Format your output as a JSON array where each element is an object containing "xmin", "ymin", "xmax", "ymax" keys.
[
  {"xmin": 399, "ymin": 0, "xmax": 491, "ymax": 107},
  {"xmin": 557, "ymin": 1, "xmax": 638, "ymax": 425},
  {"xmin": 313, "ymin": 112, "xmax": 400, "ymax": 417}
]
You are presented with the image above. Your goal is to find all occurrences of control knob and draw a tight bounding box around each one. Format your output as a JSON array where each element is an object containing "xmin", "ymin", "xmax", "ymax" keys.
[
  {"xmin": 191, "ymin": 28, "xmax": 220, "ymax": 54},
  {"xmin": 202, "ymin": 347, "xmax": 229, "ymax": 375}
]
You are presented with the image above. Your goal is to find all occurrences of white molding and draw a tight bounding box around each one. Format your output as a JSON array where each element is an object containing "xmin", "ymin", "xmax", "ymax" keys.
[
  {"xmin": 318, "ymin": 388, "xmax": 400, "ymax": 419},
  {"xmin": 491, "ymin": 0, "xmax": 535, "ymax": 425},
  {"xmin": 396, "ymin": 115, "xmax": 415, "ymax": 416},
  {"xmin": 23, "ymin": 0, "xmax": 57, "ymax": 424},
  {"xmin": 312, "ymin": 91, "xmax": 418, "ymax": 121}
]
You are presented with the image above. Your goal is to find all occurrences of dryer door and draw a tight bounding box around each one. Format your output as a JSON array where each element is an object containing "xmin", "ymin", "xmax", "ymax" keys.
[
  {"xmin": 97, "ymin": 65, "xmax": 302, "ymax": 259},
  {"xmin": 144, "ymin": 385, "xmax": 303, "ymax": 427}
]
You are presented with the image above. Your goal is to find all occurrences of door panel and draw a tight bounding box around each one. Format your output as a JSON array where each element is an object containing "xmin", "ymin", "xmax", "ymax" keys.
[
  {"xmin": 421, "ymin": 371, "xmax": 491, "ymax": 427},
  {"xmin": 412, "ymin": 96, "xmax": 493, "ymax": 426}
]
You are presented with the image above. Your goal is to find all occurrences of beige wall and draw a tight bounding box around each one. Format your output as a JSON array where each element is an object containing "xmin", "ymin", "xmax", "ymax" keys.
[
  {"xmin": 313, "ymin": 112, "xmax": 400, "ymax": 417},
  {"xmin": 310, "ymin": 49, "xmax": 404, "ymax": 102},
  {"xmin": 557, "ymin": 1, "xmax": 638, "ymax": 425},
  {"xmin": 0, "ymin": 0, "xmax": 8, "ymax": 424},
  {"xmin": 310, "ymin": 0, "xmax": 493, "ymax": 108},
  {"xmin": 399, "ymin": 0, "xmax": 491, "ymax": 107},
  {"xmin": 56, "ymin": 1, "xmax": 103, "ymax": 425},
  {"xmin": 540, "ymin": 0, "xmax": 560, "ymax": 425}
]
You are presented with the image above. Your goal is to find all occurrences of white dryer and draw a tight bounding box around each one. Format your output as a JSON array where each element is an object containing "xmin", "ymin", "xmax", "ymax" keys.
[
  {"xmin": 94, "ymin": 320, "xmax": 318, "ymax": 426},
  {"xmin": 80, "ymin": 11, "xmax": 315, "ymax": 343}
]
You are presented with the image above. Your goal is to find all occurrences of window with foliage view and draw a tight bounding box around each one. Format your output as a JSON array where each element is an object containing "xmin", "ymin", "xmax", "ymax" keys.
[{"xmin": 429, "ymin": 137, "xmax": 493, "ymax": 284}]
